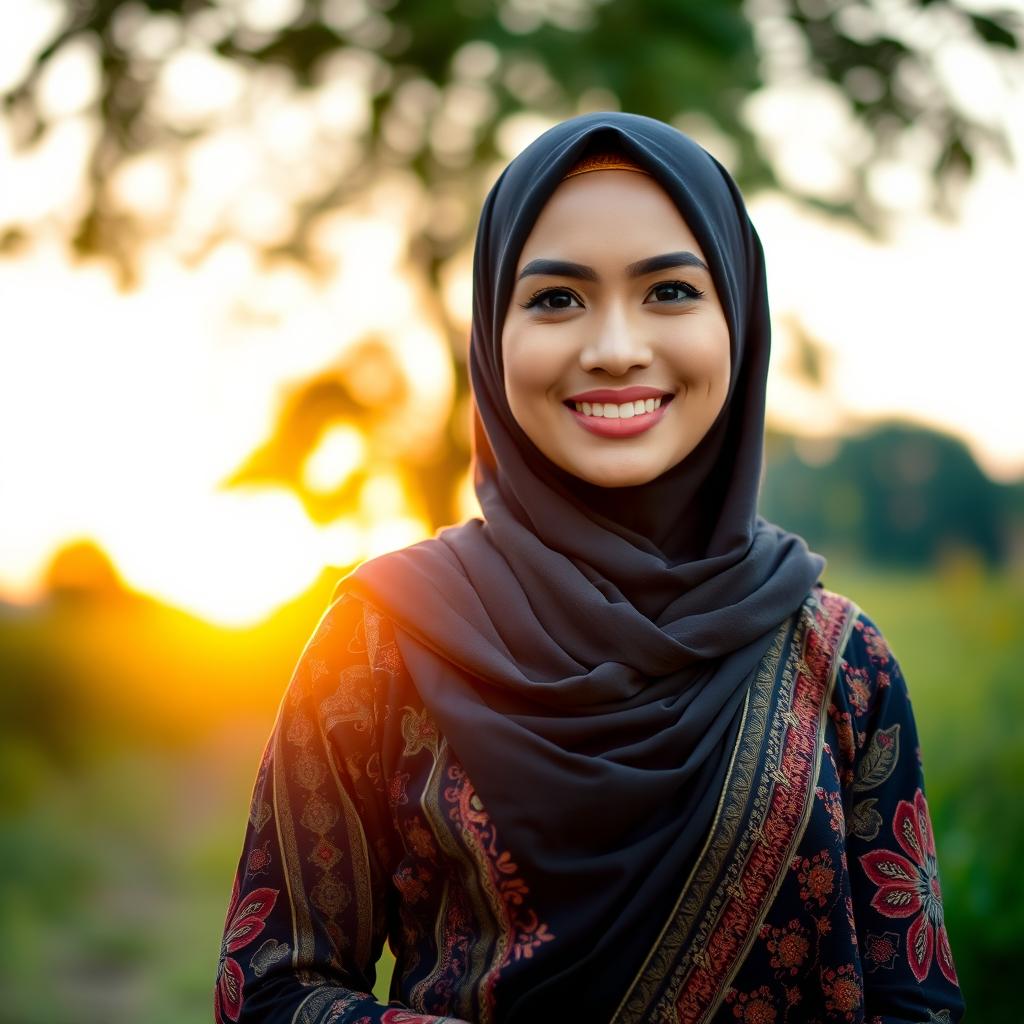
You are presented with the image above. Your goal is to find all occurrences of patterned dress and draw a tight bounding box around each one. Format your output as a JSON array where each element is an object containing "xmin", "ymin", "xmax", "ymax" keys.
[{"xmin": 215, "ymin": 588, "xmax": 964, "ymax": 1024}]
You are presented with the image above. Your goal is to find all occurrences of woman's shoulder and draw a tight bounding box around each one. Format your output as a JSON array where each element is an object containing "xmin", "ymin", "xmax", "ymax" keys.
[
  {"xmin": 279, "ymin": 591, "xmax": 424, "ymax": 769},
  {"xmin": 806, "ymin": 587, "xmax": 911, "ymax": 780},
  {"xmin": 807, "ymin": 587, "xmax": 902, "ymax": 682},
  {"xmin": 800, "ymin": 586, "xmax": 900, "ymax": 670},
  {"xmin": 312, "ymin": 589, "xmax": 406, "ymax": 679},
  {"xmin": 274, "ymin": 591, "xmax": 409, "ymax": 733},
  {"xmin": 797, "ymin": 586, "xmax": 906, "ymax": 726}
]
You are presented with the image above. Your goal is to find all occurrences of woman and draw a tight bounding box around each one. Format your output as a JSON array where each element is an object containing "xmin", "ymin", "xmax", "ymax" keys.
[{"xmin": 215, "ymin": 113, "xmax": 964, "ymax": 1024}]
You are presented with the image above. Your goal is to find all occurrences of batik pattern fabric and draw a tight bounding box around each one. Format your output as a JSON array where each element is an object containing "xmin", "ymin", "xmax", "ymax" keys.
[
  {"xmin": 702, "ymin": 605, "xmax": 965, "ymax": 1024},
  {"xmin": 215, "ymin": 589, "xmax": 963, "ymax": 1024}
]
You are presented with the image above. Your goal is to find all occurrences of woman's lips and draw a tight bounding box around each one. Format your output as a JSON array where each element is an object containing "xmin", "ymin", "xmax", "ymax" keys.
[
  {"xmin": 567, "ymin": 395, "xmax": 672, "ymax": 438},
  {"xmin": 564, "ymin": 386, "xmax": 670, "ymax": 403}
]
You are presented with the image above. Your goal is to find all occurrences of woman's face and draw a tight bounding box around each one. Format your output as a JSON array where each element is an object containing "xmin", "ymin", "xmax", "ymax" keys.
[{"xmin": 502, "ymin": 169, "xmax": 731, "ymax": 488}]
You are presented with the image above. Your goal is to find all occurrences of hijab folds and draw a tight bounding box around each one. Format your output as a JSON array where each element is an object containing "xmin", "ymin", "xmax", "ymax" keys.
[{"xmin": 335, "ymin": 112, "xmax": 824, "ymax": 1017}]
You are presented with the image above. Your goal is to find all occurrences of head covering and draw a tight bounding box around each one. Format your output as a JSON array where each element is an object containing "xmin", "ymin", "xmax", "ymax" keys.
[{"xmin": 335, "ymin": 111, "xmax": 824, "ymax": 1017}]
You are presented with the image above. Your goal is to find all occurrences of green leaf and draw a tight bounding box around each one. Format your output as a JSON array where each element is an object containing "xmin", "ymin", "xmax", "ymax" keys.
[{"xmin": 854, "ymin": 724, "xmax": 900, "ymax": 792}]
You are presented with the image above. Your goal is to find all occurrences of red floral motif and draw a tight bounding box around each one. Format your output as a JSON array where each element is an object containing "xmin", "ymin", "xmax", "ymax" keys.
[
  {"xmin": 404, "ymin": 814, "xmax": 438, "ymax": 860},
  {"xmin": 512, "ymin": 911, "xmax": 555, "ymax": 960},
  {"xmin": 245, "ymin": 839, "xmax": 272, "ymax": 877},
  {"xmin": 760, "ymin": 918, "xmax": 810, "ymax": 975},
  {"xmin": 859, "ymin": 788, "xmax": 957, "ymax": 984},
  {"xmin": 310, "ymin": 836, "xmax": 343, "ymax": 871},
  {"xmin": 795, "ymin": 849, "xmax": 836, "ymax": 907},
  {"xmin": 828, "ymin": 706, "xmax": 857, "ymax": 784},
  {"xmin": 394, "ymin": 863, "xmax": 433, "ymax": 904},
  {"xmin": 215, "ymin": 875, "xmax": 278, "ymax": 1023},
  {"xmin": 854, "ymin": 620, "xmax": 891, "ymax": 665},
  {"xmin": 444, "ymin": 763, "xmax": 555, "ymax": 975},
  {"xmin": 821, "ymin": 963, "xmax": 862, "ymax": 1021},
  {"xmin": 864, "ymin": 930, "xmax": 900, "ymax": 972},
  {"xmin": 816, "ymin": 786, "xmax": 846, "ymax": 838},
  {"xmin": 725, "ymin": 983, "xmax": 778, "ymax": 1023},
  {"xmin": 843, "ymin": 665, "xmax": 872, "ymax": 716},
  {"xmin": 381, "ymin": 1010, "xmax": 454, "ymax": 1024},
  {"xmin": 387, "ymin": 770, "xmax": 410, "ymax": 808}
]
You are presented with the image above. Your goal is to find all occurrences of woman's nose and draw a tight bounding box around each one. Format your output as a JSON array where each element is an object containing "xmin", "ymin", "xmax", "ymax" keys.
[{"xmin": 578, "ymin": 305, "xmax": 653, "ymax": 376}]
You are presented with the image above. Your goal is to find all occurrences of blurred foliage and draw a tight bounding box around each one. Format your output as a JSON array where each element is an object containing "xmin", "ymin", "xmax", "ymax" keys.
[
  {"xmin": 762, "ymin": 422, "xmax": 1018, "ymax": 567},
  {"xmin": 2, "ymin": 557, "xmax": 1022, "ymax": 1021},
  {"xmin": 2, "ymin": 0, "xmax": 1020, "ymax": 281},
  {"xmin": 225, "ymin": 336, "xmax": 464, "ymax": 528}
]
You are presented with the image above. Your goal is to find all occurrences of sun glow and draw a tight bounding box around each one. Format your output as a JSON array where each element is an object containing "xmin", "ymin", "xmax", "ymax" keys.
[
  {"xmin": 0, "ymin": 222, "xmax": 449, "ymax": 627},
  {"xmin": 302, "ymin": 425, "xmax": 367, "ymax": 494}
]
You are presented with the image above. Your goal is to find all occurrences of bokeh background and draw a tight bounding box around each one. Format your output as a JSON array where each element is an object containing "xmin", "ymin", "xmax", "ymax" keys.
[{"xmin": 2, "ymin": 1, "xmax": 1023, "ymax": 1021}]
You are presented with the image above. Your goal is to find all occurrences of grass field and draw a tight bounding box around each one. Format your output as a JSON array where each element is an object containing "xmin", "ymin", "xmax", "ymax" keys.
[{"xmin": 0, "ymin": 560, "xmax": 1020, "ymax": 1022}]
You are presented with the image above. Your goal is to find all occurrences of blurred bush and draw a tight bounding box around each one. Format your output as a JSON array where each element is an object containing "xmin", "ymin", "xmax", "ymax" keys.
[{"xmin": 763, "ymin": 422, "xmax": 1020, "ymax": 568}]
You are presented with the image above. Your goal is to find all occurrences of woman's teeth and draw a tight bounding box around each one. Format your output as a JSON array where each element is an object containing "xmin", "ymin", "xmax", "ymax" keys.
[{"xmin": 572, "ymin": 397, "xmax": 663, "ymax": 418}]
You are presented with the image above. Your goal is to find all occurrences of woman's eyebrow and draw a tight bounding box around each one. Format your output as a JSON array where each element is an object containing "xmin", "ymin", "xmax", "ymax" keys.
[
  {"xmin": 517, "ymin": 259, "xmax": 598, "ymax": 282},
  {"xmin": 516, "ymin": 251, "xmax": 708, "ymax": 282},
  {"xmin": 626, "ymin": 251, "xmax": 709, "ymax": 277}
]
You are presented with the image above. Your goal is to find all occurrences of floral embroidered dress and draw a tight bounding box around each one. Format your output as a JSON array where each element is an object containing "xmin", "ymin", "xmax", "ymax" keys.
[{"xmin": 215, "ymin": 588, "xmax": 964, "ymax": 1024}]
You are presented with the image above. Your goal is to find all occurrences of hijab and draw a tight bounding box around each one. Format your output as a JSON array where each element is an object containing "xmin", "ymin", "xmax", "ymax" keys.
[{"xmin": 334, "ymin": 111, "xmax": 824, "ymax": 1019}]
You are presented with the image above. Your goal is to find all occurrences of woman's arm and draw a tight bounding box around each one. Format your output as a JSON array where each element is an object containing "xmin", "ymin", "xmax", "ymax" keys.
[
  {"xmin": 215, "ymin": 593, "xmax": 465, "ymax": 1024},
  {"xmin": 840, "ymin": 612, "xmax": 966, "ymax": 1024}
]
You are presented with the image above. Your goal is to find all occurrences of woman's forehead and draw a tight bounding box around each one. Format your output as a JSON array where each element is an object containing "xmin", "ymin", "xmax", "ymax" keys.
[{"xmin": 515, "ymin": 170, "xmax": 706, "ymax": 266}]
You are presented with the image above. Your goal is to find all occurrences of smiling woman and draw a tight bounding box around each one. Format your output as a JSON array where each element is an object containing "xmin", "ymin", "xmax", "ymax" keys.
[
  {"xmin": 217, "ymin": 113, "xmax": 965, "ymax": 1024},
  {"xmin": 502, "ymin": 162, "xmax": 730, "ymax": 487}
]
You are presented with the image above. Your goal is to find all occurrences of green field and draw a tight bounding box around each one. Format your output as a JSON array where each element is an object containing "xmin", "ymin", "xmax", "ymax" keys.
[{"xmin": 1, "ymin": 561, "xmax": 1020, "ymax": 1022}]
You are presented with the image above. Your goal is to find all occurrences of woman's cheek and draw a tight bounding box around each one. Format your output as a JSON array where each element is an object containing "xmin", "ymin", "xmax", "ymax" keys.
[
  {"xmin": 505, "ymin": 330, "xmax": 565, "ymax": 397},
  {"xmin": 678, "ymin": 322, "xmax": 730, "ymax": 391},
  {"xmin": 503, "ymin": 347, "xmax": 549, "ymax": 425}
]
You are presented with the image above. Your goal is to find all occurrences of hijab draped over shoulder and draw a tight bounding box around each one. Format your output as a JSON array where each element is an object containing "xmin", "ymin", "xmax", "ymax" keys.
[{"xmin": 334, "ymin": 112, "xmax": 824, "ymax": 1017}]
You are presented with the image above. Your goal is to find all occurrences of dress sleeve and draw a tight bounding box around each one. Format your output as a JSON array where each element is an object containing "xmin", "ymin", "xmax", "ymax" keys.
[
  {"xmin": 214, "ymin": 593, "xmax": 465, "ymax": 1024},
  {"xmin": 837, "ymin": 611, "xmax": 966, "ymax": 1024}
]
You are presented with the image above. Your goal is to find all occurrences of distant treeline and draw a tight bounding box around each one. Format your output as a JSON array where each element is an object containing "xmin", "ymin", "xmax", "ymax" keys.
[{"xmin": 762, "ymin": 423, "xmax": 1022, "ymax": 568}]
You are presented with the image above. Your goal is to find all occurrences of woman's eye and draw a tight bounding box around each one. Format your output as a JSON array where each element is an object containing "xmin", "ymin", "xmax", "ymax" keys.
[
  {"xmin": 522, "ymin": 288, "xmax": 582, "ymax": 311},
  {"xmin": 646, "ymin": 281, "xmax": 703, "ymax": 304}
]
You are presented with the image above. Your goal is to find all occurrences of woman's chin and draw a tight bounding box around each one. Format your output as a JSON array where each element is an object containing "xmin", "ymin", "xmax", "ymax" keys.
[{"xmin": 561, "ymin": 455, "xmax": 666, "ymax": 489}]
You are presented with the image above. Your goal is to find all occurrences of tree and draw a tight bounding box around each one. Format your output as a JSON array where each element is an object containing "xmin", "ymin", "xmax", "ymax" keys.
[
  {"xmin": 3, "ymin": 0, "xmax": 1019, "ymax": 529},
  {"xmin": 3, "ymin": 0, "xmax": 1019, "ymax": 279},
  {"xmin": 761, "ymin": 422, "xmax": 1008, "ymax": 567}
]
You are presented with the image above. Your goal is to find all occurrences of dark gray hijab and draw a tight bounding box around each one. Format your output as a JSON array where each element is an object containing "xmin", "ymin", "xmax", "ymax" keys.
[{"xmin": 336, "ymin": 111, "xmax": 824, "ymax": 1019}]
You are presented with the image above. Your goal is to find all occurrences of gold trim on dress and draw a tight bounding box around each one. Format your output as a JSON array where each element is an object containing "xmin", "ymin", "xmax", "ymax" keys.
[{"xmin": 612, "ymin": 591, "xmax": 858, "ymax": 1024}]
